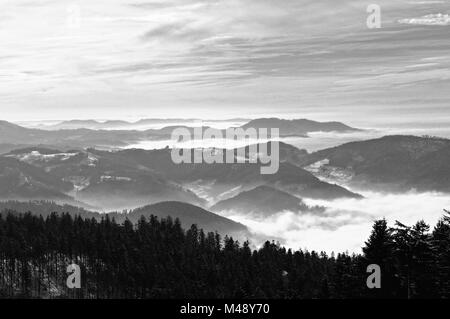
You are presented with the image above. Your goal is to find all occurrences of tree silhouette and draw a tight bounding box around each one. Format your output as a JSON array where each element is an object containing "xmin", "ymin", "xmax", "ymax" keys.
[{"xmin": 0, "ymin": 208, "xmax": 449, "ymax": 299}]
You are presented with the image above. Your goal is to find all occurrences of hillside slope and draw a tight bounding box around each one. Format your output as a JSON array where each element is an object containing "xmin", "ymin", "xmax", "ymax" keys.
[
  {"xmin": 211, "ymin": 185, "xmax": 325, "ymax": 217},
  {"xmin": 301, "ymin": 135, "xmax": 450, "ymax": 192}
]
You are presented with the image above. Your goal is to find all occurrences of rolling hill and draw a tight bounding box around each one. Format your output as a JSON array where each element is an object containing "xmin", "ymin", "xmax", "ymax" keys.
[
  {"xmin": 100, "ymin": 147, "xmax": 362, "ymax": 201},
  {"xmin": 241, "ymin": 118, "xmax": 360, "ymax": 137},
  {"xmin": 0, "ymin": 156, "xmax": 74, "ymax": 201},
  {"xmin": 211, "ymin": 185, "xmax": 325, "ymax": 217},
  {"xmin": 128, "ymin": 201, "xmax": 248, "ymax": 237},
  {"xmin": 300, "ymin": 135, "xmax": 450, "ymax": 193},
  {"xmin": 2, "ymin": 147, "xmax": 205, "ymax": 210},
  {"xmin": 0, "ymin": 200, "xmax": 248, "ymax": 238}
]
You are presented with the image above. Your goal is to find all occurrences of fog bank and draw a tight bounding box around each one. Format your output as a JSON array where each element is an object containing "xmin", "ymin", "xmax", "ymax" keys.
[{"xmin": 223, "ymin": 191, "xmax": 450, "ymax": 254}]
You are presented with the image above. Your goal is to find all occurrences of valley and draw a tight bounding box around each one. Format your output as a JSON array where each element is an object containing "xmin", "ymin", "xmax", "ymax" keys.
[{"xmin": 1, "ymin": 118, "xmax": 450, "ymax": 252}]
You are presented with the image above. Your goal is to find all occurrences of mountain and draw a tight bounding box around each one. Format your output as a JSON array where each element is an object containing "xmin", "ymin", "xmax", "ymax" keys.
[
  {"xmin": 0, "ymin": 143, "xmax": 30, "ymax": 155},
  {"xmin": 300, "ymin": 135, "xmax": 450, "ymax": 193},
  {"xmin": 0, "ymin": 120, "xmax": 186, "ymax": 148},
  {"xmin": 0, "ymin": 120, "xmax": 143, "ymax": 147},
  {"xmin": 211, "ymin": 185, "xmax": 325, "ymax": 217},
  {"xmin": 1, "ymin": 118, "xmax": 358, "ymax": 150},
  {"xmin": 0, "ymin": 121, "xmax": 42, "ymax": 143},
  {"xmin": 236, "ymin": 141, "xmax": 309, "ymax": 166},
  {"xmin": 100, "ymin": 146, "xmax": 361, "ymax": 201},
  {"xmin": 0, "ymin": 157, "xmax": 74, "ymax": 201},
  {"xmin": 2, "ymin": 147, "xmax": 204, "ymax": 210},
  {"xmin": 77, "ymin": 176, "xmax": 203, "ymax": 211},
  {"xmin": 0, "ymin": 141, "xmax": 360, "ymax": 211},
  {"xmin": 39, "ymin": 118, "xmax": 251, "ymax": 130},
  {"xmin": 261, "ymin": 162, "xmax": 361, "ymax": 199},
  {"xmin": 0, "ymin": 121, "xmax": 229, "ymax": 149},
  {"xmin": 128, "ymin": 201, "xmax": 248, "ymax": 237},
  {"xmin": 56, "ymin": 119, "xmax": 102, "ymax": 127},
  {"xmin": 0, "ymin": 200, "xmax": 98, "ymax": 219},
  {"xmin": 0, "ymin": 200, "xmax": 248, "ymax": 238},
  {"xmin": 241, "ymin": 118, "xmax": 360, "ymax": 137},
  {"xmin": 42, "ymin": 119, "xmax": 134, "ymax": 130}
]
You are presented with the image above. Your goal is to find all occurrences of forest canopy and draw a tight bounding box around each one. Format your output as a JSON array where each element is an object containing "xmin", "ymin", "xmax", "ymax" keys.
[{"xmin": 0, "ymin": 208, "xmax": 449, "ymax": 299}]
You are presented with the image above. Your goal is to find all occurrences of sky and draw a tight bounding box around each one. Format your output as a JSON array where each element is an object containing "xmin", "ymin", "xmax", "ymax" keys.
[{"xmin": 0, "ymin": 0, "xmax": 449, "ymax": 126}]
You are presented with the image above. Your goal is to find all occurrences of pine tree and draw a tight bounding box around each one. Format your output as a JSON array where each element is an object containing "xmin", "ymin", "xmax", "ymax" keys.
[
  {"xmin": 409, "ymin": 220, "xmax": 437, "ymax": 298},
  {"xmin": 431, "ymin": 211, "xmax": 450, "ymax": 298},
  {"xmin": 0, "ymin": 208, "xmax": 449, "ymax": 298},
  {"xmin": 363, "ymin": 219, "xmax": 398, "ymax": 298}
]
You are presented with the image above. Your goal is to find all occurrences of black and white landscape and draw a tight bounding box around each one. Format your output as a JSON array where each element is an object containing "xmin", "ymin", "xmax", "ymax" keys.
[
  {"xmin": 1, "ymin": 0, "xmax": 449, "ymax": 300},
  {"xmin": 1, "ymin": 118, "xmax": 450, "ymax": 251}
]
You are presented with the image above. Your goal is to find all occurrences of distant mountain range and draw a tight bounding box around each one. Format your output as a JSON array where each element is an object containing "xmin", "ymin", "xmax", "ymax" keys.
[
  {"xmin": 299, "ymin": 135, "xmax": 450, "ymax": 193},
  {"xmin": 0, "ymin": 143, "xmax": 361, "ymax": 212},
  {"xmin": 0, "ymin": 117, "xmax": 363, "ymax": 214},
  {"xmin": 0, "ymin": 118, "xmax": 360, "ymax": 150},
  {"xmin": 25, "ymin": 118, "xmax": 359, "ymax": 135},
  {"xmin": 0, "ymin": 200, "xmax": 248, "ymax": 238},
  {"xmin": 0, "ymin": 120, "xmax": 142, "ymax": 148},
  {"xmin": 5, "ymin": 119, "xmax": 450, "ymax": 223},
  {"xmin": 242, "ymin": 118, "xmax": 360, "ymax": 137},
  {"xmin": 2, "ymin": 131, "xmax": 450, "ymax": 234},
  {"xmin": 95, "ymin": 146, "xmax": 362, "ymax": 201},
  {"xmin": 0, "ymin": 120, "xmax": 182, "ymax": 149},
  {"xmin": 31, "ymin": 118, "xmax": 251, "ymax": 130}
]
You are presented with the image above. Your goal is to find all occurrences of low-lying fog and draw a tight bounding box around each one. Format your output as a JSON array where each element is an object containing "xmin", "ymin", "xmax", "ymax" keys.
[
  {"xmin": 221, "ymin": 191, "xmax": 450, "ymax": 254},
  {"xmin": 18, "ymin": 119, "xmax": 450, "ymax": 152},
  {"xmin": 125, "ymin": 130, "xmax": 379, "ymax": 152},
  {"xmin": 126, "ymin": 127, "xmax": 450, "ymax": 152}
]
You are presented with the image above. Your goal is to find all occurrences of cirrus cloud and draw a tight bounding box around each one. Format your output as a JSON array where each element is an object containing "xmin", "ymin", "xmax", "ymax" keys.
[{"xmin": 398, "ymin": 13, "xmax": 450, "ymax": 25}]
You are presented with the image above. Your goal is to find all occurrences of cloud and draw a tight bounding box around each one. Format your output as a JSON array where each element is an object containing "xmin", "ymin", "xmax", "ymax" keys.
[
  {"xmin": 398, "ymin": 13, "xmax": 450, "ymax": 25},
  {"xmin": 224, "ymin": 191, "xmax": 450, "ymax": 253},
  {"xmin": 1, "ymin": 0, "xmax": 450, "ymax": 121},
  {"xmin": 141, "ymin": 21, "xmax": 212, "ymax": 42},
  {"xmin": 130, "ymin": 1, "xmax": 178, "ymax": 9}
]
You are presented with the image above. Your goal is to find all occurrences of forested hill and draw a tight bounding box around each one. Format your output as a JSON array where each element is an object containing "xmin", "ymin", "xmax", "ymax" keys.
[
  {"xmin": 300, "ymin": 135, "xmax": 450, "ymax": 193},
  {"xmin": 0, "ymin": 209, "xmax": 449, "ymax": 299},
  {"xmin": 0, "ymin": 200, "xmax": 248, "ymax": 238}
]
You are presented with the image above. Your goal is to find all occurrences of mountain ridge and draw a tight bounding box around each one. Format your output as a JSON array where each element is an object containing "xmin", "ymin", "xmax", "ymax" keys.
[
  {"xmin": 241, "ymin": 118, "xmax": 360, "ymax": 136},
  {"xmin": 0, "ymin": 118, "xmax": 360, "ymax": 148},
  {"xmin": 300, "ymin": 135, "xmax": 450, "ymax": 192}
]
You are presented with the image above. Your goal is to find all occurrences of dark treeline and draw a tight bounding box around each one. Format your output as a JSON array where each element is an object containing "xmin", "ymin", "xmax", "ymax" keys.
[{"xmin": 0, "ymin": 210, "xmax": 449, "ymax": 299}]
